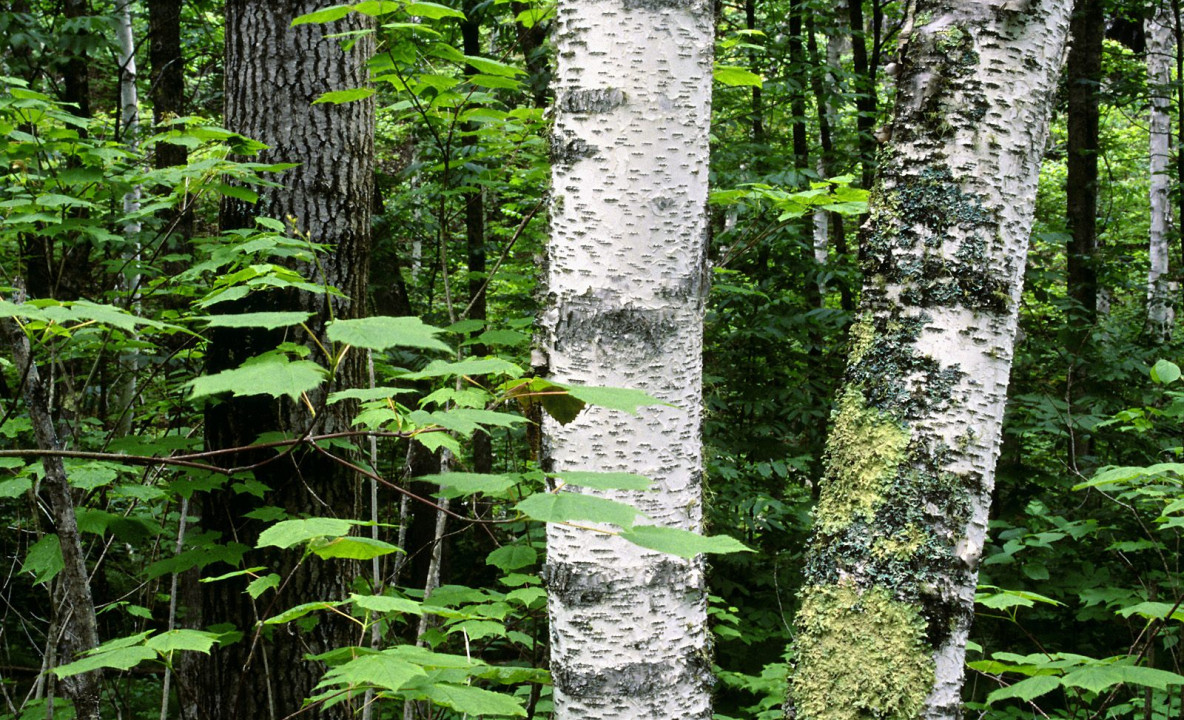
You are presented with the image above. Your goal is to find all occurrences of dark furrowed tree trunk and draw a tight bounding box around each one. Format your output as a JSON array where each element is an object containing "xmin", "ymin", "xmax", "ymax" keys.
[
  {"xmin": 462, "ymin": 3, "xmax": 492, "ymax": 475},
  {"xmin": 1065, "ymin": 0, "xmax": 1103, "ymax": 465},
  {"xmin": 196, "ymin": 4, "xmax": 375, "ymax": 719},
  {"xmin": 849, "ymin": 0, "xmax": 879, "ymax": 190}
]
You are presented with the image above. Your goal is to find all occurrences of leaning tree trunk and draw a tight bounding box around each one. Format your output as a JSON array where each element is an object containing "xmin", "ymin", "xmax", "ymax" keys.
[
  {"xmin": 541, "ymin": 0, "xmax": 713, "ymax": 715},
  {"xmin": 785, "ymin": 3, "xmax": 1071, "ymax": 720},
  {"xmin": 197, "ymin": 4, "xmax": 375, "ymax": 720},
  {"xmin": 1148, "ymin": 0, "xmax": 1176, "ymax": 341}
]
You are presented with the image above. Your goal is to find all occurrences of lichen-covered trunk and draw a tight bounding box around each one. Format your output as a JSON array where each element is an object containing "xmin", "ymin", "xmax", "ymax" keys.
[
  {"xmin": 785, "ymin": 4, "xmax": 1071, "ymax": 720},
  {"xmin": 541, "ymin": 0, "xmax": 713, "ymax": 714},
  {"xmin": 197, "ymin": 4, "xmax": 375, "ymax": 719},
  {"xmin": 1148, "ymin": 0, "xmax": 1176, "ymax": 341}
]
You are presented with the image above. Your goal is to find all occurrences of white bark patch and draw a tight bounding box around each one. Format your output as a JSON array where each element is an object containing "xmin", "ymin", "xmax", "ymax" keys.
[
  {"xmin": 543, "ymin": 0, "xmax": 713, "ymax": 714},
  {"xmin": 1147, "ymin": 0, "xmax": 1175, "ymax": 340}
]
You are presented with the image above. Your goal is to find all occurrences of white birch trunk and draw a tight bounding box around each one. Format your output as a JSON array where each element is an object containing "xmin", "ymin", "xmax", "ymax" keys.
[
  {"xmin": 113, "ymin": 0, "xmax": 141, "ymax": 438},
  {"xmin": 1148, "ymin": 0, "xmax": 1176, "ymax": 340},
  {"xmin": 542, "ymin": 0, "xmax": 713, "ymax": 715},
  {"xmin": 786, "ymin": 3, "xmax": 1071, "ymax": 720}
]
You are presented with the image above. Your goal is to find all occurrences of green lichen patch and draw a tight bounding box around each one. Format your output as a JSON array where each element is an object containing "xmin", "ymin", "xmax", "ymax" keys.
[
  {"xmin": 790, "ymin": 582, "xmax": 935, "ymax": 720},
  {"xmin": 862, "ymin": 168, "xmax": 1007, "ymax": 313},
  {"xmin": 814, "ymin": 388, "xmax": 910, "ymax": 535},
  {"xmin": 871, "ymin": 524, "xmax": 928, "ymax": 560},
  {"xmin": 847, "ymin": 315, "xmax": 876, "ymax": 367}
]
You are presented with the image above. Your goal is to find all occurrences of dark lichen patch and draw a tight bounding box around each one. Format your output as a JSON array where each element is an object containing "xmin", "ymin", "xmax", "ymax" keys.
[
  {"xmin": 862, "ymin": 167, "xmax": 1008, "ymax": 313},
  {"xmin": 621, "ymin": 0, "xmax": 700, "ymax": 10},
  {"xmin": 551, "ymin": 133, "xmax": 598, "ymax": 168},
  {"xmin": 843, "ymin": 310, "xmax": 962, "ymax": 419},
  {"xmin": 553, "ymin": 296, "xmax": 680, "ymax": 360},
  {"xmin": 790, "ymin": 583, "xmax": 934, "ymax": 720},
  {"xmin": 559, "ymin": 87, "xmax": 626, "ymax": 115},
  {"xmin": 544, "ymin": 557, "xmax": 695, "ymax": 606}
]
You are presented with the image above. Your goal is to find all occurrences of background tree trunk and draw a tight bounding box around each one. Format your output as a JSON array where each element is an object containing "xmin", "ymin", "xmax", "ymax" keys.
[
  {"xmin": 1147, "ymin": 0, "xmax": 1176, "ymax": 340},
  {"xmin": 785, "ymin": 3, "xmax": 1072, "ymax": 719},
  {"xmin": 542, "ymin": 0, "xmax": 714, "ymax": 714},
  {"xmin": 196, "ymin": 4, "xmax": 375, "ymax": 719}
]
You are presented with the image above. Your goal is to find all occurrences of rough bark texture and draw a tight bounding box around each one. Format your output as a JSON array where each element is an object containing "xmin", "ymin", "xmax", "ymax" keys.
[
  {"xmin": 542, "ymin": 0, "xmax": 714, "ymax": 714},
  {"xmin": 197, "ymin": 4, "xmax": 375, "ymax": 719},
  {"xmin": 1066, "ymin": 0, "xmax": 1102, "ymax": 336},
  {"xmin": 148, "ymin": 0, "xmax": 187, "ymax": 171},
  {"xmin": 849, "ymin": 0, "xmax": 879, "ymax": 190},
  {"xmin": 3, "ymin": 312, "xmax": 101, "ymax": 720},
  {"xmin": 1147, "ymin": 0, "xmax": 1176, "ymax": 340},
  {"xmin": 786, "ymin": 3, "xmax": 1071, "ymax": 720}
]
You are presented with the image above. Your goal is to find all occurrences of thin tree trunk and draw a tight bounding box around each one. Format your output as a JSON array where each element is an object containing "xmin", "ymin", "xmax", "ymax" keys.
[
  {"xmin": 1065, "ymin": 0, "xmax": 1103, "ymax": 466},
  {"xmin": 1148, "ymin": 0, "xmax": 1176, "ymax": 340},
  {"xmin": 785, "ymin": 3, "xmax": 1072, "ymax": 720},
  {"xmin": 197, "ymin": 4, "xmax": 375, "ymax": 719},
  {"xmin": 849, "ymin": 0, "xmax": 879, "ymax": 190},
  {"xmin": 113, "ymin": 0, "xmax": 141, "ymax": 438},
  {"xmin": 543, "ymin": 0, "xmax": 714, "ymax": 715},
  {"xmin": 3, "ymin": 305, "xmax": 102, "ymax": 720}
]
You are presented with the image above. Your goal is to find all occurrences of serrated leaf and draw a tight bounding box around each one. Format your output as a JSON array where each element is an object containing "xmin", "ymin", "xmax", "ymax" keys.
[
  {"xmin": 1074, "ymin": 463, "xmax": 1184, "ymax": 490},
  {"xmin": 328, "ymin": 387, "xmax": 415, "ymax": 404},
  {"xmin": 405, "ymin": 1, "xmax": 467, "ymax": 19},
  {"xmin": 419, "ymin": 683, "xmax": 527, "ymax": 717},
  {"xmin": 311, "ymin": 536, "xmax": 403, "ymax": 560},
  {"xmin": 619, "ymin": 525, "xmax": 752, "ymax": 558},
  {"xmin": 486, "ymin": 544, "xmax": 537, "ymax": 571},
  {"xmin": 326, "ymin": 316, "xmax": 451, "ymax": 352},
  {"xmin": 1151, "ymin": 359, "xmax": 1180, "ymax": 385},
  {"xmin": 463, "ymin": 55, "xmax": 524, "ymax": 77},
  {"xmin": 318, "ymin": 653, "xmax": 426, "ymax": 691},
  {"xmin": 189, "ymin": 355, "xmax": 326, "ymax": 401},
  {"xmin": 549, "ymin": 471, "xmax": 651, "ymax": 491},
  {"xmin": 55, "ymin": 645, "xmax": 158, "ymax": 678},
  {"xmin": 200, "ymin": 312, "xmax": 312, "ymax": 329},
  {"xmin": 350, "ymin": 593, "xmax": 424, "ymax": 615},
  {"xmin": 425, "ymin": 472, "xmax": 518, "ymax": 498},
  {"xmin": 986, "ymin": 675, "xmax": 1062, "ymax": 704},
  {"xmin": 1117, "ymin": 601, "xmax": 1184, "ymax": 622},
  {"xmin": 1061, "ymin": 665, "xmax": 1126, "ymax": 694},
  {"xmin": 145, "ymin": 630, "xmax": 220, "ymax": 655},
  {"xmin": 257, "ymin": 518, "xmax": 355, "ymax": 549},
  {"xmin": 514, "ymin": 492, "xmax": 645, "ymax": 528},
  {"xmin": 23, "ymin": 534, "xmax": 63, "ymax": 584},
  {"xmin": 714, "ymin": 65, "xmax": 763, "ymax": 87},
  {"xmin": 246, "ymin": 574, "xmax": 281, "ymax": 598},
  {"xmin": 313, "ymin": 87, "xmax": 376, "ymax": 105},
  {"xmin": 263, "ymin": 601, "xmax": 343, "ymax": 625},
  {"xmin": 400, "ymin": 357, "xmax": 524, "ymax": 380},
  {"xmin": 291, "ymin": 4, "xmax": 352, "ymax": 25},
  {"xmin": 563, "ymin": 385, "xmax": 664, "ymax": 415}
]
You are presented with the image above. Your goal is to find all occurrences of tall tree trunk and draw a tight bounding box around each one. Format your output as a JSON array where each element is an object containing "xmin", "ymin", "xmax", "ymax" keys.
[
  {"xmin": 1148, "ymin": 0, "xmax": 1176, "ymax": 340},
  {"xmin": 542, "ymin": 0, "xmax": 713, "ymax": 714},
  {"xmin": 3, "ymin": 310, "xmax": 102, "ymax": 720},
  {"xmin": 197, "ymin": 4, "xmax": 375, "ymax": 719},
  {"xmin": 1065, "ymin": 0, "xmax": 1103, "ymax": 466},
  {"xmin": 849, "ymin": 0, "xmax": 879, "ymax": 190},
  {"xmin": 462, "ymin": 3, "xmax": 493, "ymax": 474},
  {"xmin": 1065, "ymin": 0, "xmax": 1102, "ymax": 333},
  {"xmin": 785, "ymin": 3, "xmax": 1071, "ymax": 720}
]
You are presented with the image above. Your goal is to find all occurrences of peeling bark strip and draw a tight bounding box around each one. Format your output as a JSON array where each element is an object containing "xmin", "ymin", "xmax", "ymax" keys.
[
  {"xmin": 542, "ymin": 0, "xmax": 713, "ymax": 713},
  {"xmin": 2, "ymin": 312, "xmax": 101, "ymax": 720},
  {"xmin": 786, "ymin": 3, "xmax": 1071, "ymax": 720}
]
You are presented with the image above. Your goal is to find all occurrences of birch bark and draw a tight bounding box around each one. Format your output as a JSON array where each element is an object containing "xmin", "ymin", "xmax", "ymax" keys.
[
  {"xmin": 1148, "ymin": 0, "xmax": 1176, "ymax": 340},
  {"xmin": 785, "ymin": 3, "xmax": 1071, "ymax": 720},
  {"xmin": 541, "ymin": 0, "xmax": 714, "ymax": 715}
]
